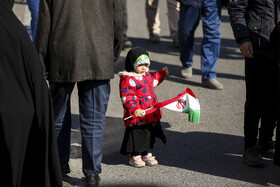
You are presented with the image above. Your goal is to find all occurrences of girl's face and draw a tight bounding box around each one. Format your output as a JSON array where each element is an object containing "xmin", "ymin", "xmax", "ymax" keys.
[{"xmin": 135, "ymin": 64, "xmax": 149, "ymax": 74}]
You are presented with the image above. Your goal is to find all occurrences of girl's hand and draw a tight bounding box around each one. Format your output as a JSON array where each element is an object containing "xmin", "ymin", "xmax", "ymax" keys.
[
  {"xmin": 134, "ymin": 109, "xmax": 144, "ymax": 117},
  {"xmin": 162, "ymin": 67, "xmax": 169, "ymax": 76}
]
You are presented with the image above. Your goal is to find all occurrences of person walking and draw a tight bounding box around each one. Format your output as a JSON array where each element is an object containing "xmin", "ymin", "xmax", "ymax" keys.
[
  {"xmin": 228, "ymin": 0, "xmax": 279, "ymax": 167},
  {"xmin": 35, "ymin": 0, "xmax": 123, "ymax": 186},
  {"xmin": 146, "ymin": 0, "xmax": 180, "ymax": 47},
  {"xmin": 0, "ymin": 0, "xmax": 62, "ymax": 186},
  {"xmin": 177, "ymin": 0, "xmax": 223, "ymax": 90}
]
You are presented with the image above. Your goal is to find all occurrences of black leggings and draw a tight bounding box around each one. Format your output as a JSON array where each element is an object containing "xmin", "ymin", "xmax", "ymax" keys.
[{"xmin": 131, "ymin": 151, "xmax": 148, "ymax": 156}]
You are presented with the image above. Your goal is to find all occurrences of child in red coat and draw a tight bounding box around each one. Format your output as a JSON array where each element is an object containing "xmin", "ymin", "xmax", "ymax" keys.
[{"xmin": 119, "ymin": 47, "xmax": 169, "ymax": 167}]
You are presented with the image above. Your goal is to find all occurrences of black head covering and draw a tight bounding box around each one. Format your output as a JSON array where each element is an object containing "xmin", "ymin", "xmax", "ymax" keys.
[{"xmin": 125, "ymin": 46, "xmax": 149, "ymax": 72}]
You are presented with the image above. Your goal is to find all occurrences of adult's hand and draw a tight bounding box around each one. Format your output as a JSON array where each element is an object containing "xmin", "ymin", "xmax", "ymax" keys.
[
  {"xmin": 44, "ymin": 72, "xmax": 49, "ymax": 79},
  {"xmin": 240, "ymin": 41, "xmax": 254, "ymax": 58}
]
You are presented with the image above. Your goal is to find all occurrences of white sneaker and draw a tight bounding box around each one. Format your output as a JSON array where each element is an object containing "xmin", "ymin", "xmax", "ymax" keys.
[
  {"xmin": 202, "ymin": 78, "xmax": 223, "ymax": 90},
  {"xmin": 181, "ymin": 67, "xmax": 192, "ymax": 79}
]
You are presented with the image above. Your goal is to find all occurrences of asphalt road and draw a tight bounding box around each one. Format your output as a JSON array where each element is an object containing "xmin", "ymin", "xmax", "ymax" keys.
[{"xmin": 13, "ymin": 1, "xmax": 280, "ymax": 187}]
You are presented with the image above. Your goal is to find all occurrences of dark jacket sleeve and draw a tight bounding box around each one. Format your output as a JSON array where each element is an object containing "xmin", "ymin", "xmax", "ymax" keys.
[
  {"xmin": 35, "ymin": 0, "xmax": 51, "ymax": 73},
  {"xmin": 227, "ymin": 0, "xmax": 251, "ymax": 45},
  {"xmin": 113, "ymin": 0, "xmax": 123, "ymax": 62}
]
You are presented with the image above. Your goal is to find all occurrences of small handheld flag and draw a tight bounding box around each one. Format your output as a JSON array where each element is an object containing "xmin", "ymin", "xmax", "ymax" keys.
[
  {"xmin": 161, "ymin": 88, "xmax": 200, "ymax": 123},
  {"xmin": 124, "ymin": 88, "xmax": 200, "ymax": 124}
]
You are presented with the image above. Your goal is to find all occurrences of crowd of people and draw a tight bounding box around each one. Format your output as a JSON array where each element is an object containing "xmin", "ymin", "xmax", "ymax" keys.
[{"xmin": 1, "ymin": 0, "xmax": 279, "ymax": 186}]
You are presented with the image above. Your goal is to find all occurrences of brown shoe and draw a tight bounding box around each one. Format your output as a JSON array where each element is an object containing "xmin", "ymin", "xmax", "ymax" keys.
[
  {"xmin": 258, "ymin": 142, "xmax": 275, "ymax": 159},
  {"xmin": 243, "ymin": 146, "xmax": 264, "ymax": 167},
  {"xmin": 149, "ymin": 33, "xmax": 160, "ymax": 43}
]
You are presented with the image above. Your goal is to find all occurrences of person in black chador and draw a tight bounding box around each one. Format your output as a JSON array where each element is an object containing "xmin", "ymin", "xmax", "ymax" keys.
[
  {"xmin": 274, "ymin": 18, "xmax": 280, "ymax": 167},
  {"xmin": 228, "ymin": 0, "xmax": 280, "ymax": 167},
  {"xmin": 0, "ymin": 0, "xmax": 62, "ymax": 186}
]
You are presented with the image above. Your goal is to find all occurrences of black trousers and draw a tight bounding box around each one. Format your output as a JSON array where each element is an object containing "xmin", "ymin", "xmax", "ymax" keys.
[{"xmin": 244, "ymin": 56, "xmax": 278, "ymax": 149}]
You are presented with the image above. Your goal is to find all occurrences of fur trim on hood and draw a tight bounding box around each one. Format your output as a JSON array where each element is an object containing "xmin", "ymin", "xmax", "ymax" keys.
[{"xmin": 118, "ymin": 71, "xmax": 143, "ymax": 78}]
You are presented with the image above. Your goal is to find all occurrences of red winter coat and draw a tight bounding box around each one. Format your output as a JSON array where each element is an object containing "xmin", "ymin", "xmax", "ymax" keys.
[{"xmin": 119, "ymin": 70, "xmax": 166, "ymax": 127}]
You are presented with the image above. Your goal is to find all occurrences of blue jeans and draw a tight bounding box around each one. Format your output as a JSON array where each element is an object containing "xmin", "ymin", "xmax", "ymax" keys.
[
  {"xmin": 178, "ymin": 0, "xmax": 221, "ymax": 81},
  {"xmin": 27, "ymin": 0, "xmax": 39, "ymax": 42},
  {"xmin": 50, "ymin": 80, "xmax": 110, "ymax": 176}
]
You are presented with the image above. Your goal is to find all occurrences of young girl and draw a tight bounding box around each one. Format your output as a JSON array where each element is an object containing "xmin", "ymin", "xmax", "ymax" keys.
[{"xmin": 118, "ymin": 47, "xmax": 169, "ymax": 167}]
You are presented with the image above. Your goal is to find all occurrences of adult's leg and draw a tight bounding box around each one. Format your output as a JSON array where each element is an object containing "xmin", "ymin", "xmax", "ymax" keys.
[
  {"xmin": 26, "ymin": 0, "xmax": 40, "ymax": 42},
  {"xmin": 178, "ymin": 4, "xmax": 200, "ymax": 68},
  {"xmin": 122, "ymin": 0, "xmax": 128, "ymax": 42},
  {"xmin": 146, "ymin": 0, "xmax": 160, "ymax": 36},
  {"xmin": 258, "ymin": 57, "xmax": 278, "ymax": 146},
  {"xmin": 200, "ymin": 0, "xmax": 221, "ymax": 81},
  {"xmin": 166, "ymin": 0, "xmax": 180, "ymax": 39},
  {"xmin": 243, "ymin": 56, "xmax": 277, "ymax": 149},
  {"xmin": 49, "ymin": 82, "xmax": 75, "ymax": 166},
  {"xmin": 242, "ymin": 57, "xmax": 266, "ymax": 166},
  {"xmin": 77, "ymin": 80, "xmax": 110, "ymax": 176}
]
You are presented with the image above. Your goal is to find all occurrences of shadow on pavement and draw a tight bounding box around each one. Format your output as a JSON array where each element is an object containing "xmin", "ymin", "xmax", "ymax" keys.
[
  {"xmin": 62, "ymin": 175, "xmax": 83, "ymax": 187},
  {"xmin": 101, "ymin": 117, "xmax": 280, "ymax": 186},
  {"xmin": 127, "ymin": 36, "xmax": 243, "ymax": 61},
  {"xmin": 69, "ymin": 113, "xmax": 280, "ymax": 186}
]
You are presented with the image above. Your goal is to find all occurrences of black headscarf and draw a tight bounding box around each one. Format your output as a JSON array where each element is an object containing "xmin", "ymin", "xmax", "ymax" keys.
[
  {"xmin": 0, "ymin": 1, "xmax": 62, "ymax": 186},
  {"xmin": 125, "ymin": 46, "xmax": 149, "ymax": 72}
]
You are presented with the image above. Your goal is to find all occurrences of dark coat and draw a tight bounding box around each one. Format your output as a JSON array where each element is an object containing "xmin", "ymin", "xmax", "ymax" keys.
[
  {"xmin": 35, "ymin": 0, "xmax": 123, "ymax": 83},
  {"xmin": 0, "ymin": 0, "xmax": 62, "ymax": 186},
  {"xmin": 228, "ymin": 0, "xmax": 280, "ymax": 57}
]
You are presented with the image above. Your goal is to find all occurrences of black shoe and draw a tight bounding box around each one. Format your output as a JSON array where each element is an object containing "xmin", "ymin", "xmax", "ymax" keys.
[
  {"xmin": 149, "ymin": 33, "xmax": 160, "ymax": 43},
  {"xmin": 274, "ymin": 157, "xmax": 280, "ymax": 166},
  {"xmin": 172, "ymin": 37, "xmax": 179, "ymax": 48},
  {"xmin": 258, "ymin": 142, "xmax": 275, "ymax": 159},
  {"xmin": 85, "ymin": 174, "xmax": 101, "ymax": 187},
  {"xmin": 243, "ymin": 146, "xmax": 264, "ymax": 167},
  {"xmin": 60, "ymin": 163, "xmax": 70, "ymax": 175}
]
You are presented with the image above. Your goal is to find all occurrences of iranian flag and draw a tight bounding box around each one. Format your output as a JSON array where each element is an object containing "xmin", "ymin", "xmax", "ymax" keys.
[
  {"xmin": 156, "ymin": 87, "xmax": 200, "ymax": 123},
  {"xmin": 125, "ymin": 87, "xmax": 200, "ymax": 124}
]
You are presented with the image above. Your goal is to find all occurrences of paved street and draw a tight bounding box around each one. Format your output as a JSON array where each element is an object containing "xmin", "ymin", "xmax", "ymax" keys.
[{"xmin": 13, "ymin": 1, "xmax": 280, "ymax": 187}]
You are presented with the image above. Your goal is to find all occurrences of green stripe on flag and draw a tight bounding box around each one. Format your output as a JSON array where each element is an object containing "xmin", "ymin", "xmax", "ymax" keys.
[{"xmin": 188, "ymin": 109, "xmax": 200, "ymax": 124}]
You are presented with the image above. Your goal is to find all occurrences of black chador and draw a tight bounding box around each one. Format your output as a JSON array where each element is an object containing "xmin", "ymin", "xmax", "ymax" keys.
[{"xmin": 0, "ymin": 0, "xmax": 62, "ymax": 186}]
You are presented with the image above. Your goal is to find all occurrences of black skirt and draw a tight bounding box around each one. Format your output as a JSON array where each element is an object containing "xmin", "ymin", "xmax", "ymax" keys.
[{"xmin": 120, "ymin": 121, "xmax": 166, "ymax": 155}]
